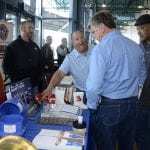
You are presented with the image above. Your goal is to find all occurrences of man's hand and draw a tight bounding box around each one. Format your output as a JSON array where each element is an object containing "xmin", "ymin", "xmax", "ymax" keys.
[
  {"xmin": 42, "ymin": 70, "xmax": 65, "ymax": 100},
  {"xmin": 42, "ymin": 87, "xmax": 52, "ymax": 100}
]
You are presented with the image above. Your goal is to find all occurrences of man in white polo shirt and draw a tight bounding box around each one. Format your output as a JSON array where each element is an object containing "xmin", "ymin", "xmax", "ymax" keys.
[{"xmin": 42, "ymin": 30, "xmax": 90, "ymax": 104}]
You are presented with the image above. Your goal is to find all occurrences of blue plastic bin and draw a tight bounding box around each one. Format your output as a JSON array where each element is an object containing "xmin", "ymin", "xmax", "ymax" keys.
[
  {"xmin": 0, "ymin": 114, "xmax": 25, "ymax": 136},
  {"xmin": 0, "ymin": 98, "xmax": 27, "ymax": 126}
]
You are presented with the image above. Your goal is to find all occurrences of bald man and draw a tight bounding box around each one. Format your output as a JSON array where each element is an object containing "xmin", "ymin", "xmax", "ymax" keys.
[{"xmin": 42, "ymin": 31, "xmax": 90, "ymax": 103}]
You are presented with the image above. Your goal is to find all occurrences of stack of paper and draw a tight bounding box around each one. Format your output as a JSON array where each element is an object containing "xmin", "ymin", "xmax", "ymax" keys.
[{"xmin": 32, "ymin": 129, "xmax": 84, "ymax": 150}]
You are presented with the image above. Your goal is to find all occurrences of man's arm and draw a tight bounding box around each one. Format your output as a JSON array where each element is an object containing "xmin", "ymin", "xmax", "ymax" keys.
[{"xmin": 42, "ymin": 70, "xmax": 65, "ymax": 98}]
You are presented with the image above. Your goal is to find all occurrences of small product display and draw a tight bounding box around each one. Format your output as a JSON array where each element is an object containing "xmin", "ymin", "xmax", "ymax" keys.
[
  {"xmin": 73, "ymin": 116, "xmax": 86, "ymax": 134},
  {"xmin": 73, "ymin": 92, "xmax": 87, "ymax": 109},
  {"xmin": 38, "ymin": 104, "xmax": 82, "ymax": 126},
  {"xmin": 73, "ymin": 92, "xmax": 84, "ymax": 101},
  {"xmin": 55, "ymin": 86, "xmax": 74, "ymax": 105}
]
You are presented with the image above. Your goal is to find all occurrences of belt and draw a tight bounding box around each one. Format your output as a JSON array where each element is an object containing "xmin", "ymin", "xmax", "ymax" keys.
[
  {"xmin": 89, "ymin": 96, "xmax": 137, "ymax": 112},
  {"xmin": 99, "ymin": 96, "xmax": 138, "ymax": 106}
]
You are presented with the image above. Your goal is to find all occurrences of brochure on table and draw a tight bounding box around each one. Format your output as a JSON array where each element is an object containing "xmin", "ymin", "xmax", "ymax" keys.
[{"xmin": 32, "ymin": 129, "xmax": 84, "ymax": 150}]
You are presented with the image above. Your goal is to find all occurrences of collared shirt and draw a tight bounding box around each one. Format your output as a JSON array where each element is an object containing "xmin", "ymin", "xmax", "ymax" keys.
[
  {"xmin": 59, "ymin": 48, "xmax": 90, "ymax": 91},
  {"xmin": 140, "ymin": 42, "xmax": 150, "ymax": 74},
  {"xmin": 138, "ymin": 42, "xmax": 150, "ymax": 109},
  {"xmin": 86, "ymin": 30, "xmax": 146, "ymax": 109}
]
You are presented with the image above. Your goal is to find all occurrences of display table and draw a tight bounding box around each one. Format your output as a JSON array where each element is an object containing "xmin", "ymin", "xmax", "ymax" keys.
[{"xmin": 23, "ymin": 109, "xmax": 93, "ymax": 150}]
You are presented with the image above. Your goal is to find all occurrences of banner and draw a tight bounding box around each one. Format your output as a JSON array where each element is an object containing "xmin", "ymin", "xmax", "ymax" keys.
[{"xmin": 0, "ymin": 21, "xmax": 13, "ymax": 46}]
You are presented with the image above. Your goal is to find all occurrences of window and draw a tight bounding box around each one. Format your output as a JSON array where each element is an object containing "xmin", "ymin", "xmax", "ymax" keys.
[
  {"xmin": 42, "ymin": 0, "xmax": 73, "ymax": 59},
  {"xmin": 42, "ymin": 19, "xmax": 69, "ymax": 59},
  {"xmin": 23, "ymin": 0, "xmax": 31, "ymax": 6},
  {"xmin": 42, "ymin": 0, "xmax": 71, "ymax": 18},
  {"xmin": 6, "ymin": 12, "xmax": 17, "ymax": 40},
  {"xmin": 36, "ymin": 0, "xmax": 41, "ymax": 16}
]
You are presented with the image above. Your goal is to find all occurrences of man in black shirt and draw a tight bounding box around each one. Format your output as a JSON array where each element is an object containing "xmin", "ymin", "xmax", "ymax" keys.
[{"xmin": 2, "ymin": 20, "xmax": 42, "ymax": 93}]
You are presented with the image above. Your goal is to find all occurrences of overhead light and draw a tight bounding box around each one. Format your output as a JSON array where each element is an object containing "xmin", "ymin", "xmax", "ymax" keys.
[
  {"xmin": 137, "ymin": 5, "xmax": 144, "ymax": 9},
  {"xmin": 101, "ymin": 4, "xmax": 107, "ymax": 8}
]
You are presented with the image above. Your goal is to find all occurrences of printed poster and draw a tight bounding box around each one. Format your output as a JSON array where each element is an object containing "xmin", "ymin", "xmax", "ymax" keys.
[{"xmin": 0, "ymin": 21, "xmax": 13, "ymax": 46}]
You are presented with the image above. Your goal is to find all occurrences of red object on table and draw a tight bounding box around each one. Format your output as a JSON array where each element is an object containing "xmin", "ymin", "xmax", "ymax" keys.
[
  {"xmin": 76, "ymin": 95, "xmax": 81, "ymax": 101},
  {"xmin": 49, "ymin": 94, "xmax": 56, "ymax": 104},
  {"xmin": 35, "ymin": 93, "xmax": 55, "ymax": 104}
]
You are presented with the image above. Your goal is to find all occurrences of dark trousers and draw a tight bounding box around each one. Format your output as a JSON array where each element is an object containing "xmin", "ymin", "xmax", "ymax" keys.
[
  {"xmin": 90, "ymin": 96, "xmax": 138, "ymax": 150},
  {"xmin": 135, "ymin": 109, "xmax": 150, "ymax": 150}
]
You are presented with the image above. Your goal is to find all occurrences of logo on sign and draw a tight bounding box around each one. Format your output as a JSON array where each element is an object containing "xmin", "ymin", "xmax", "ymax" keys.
[{"xmin": 0, "ymin": 24, "xmax": 8, "ymax": 41}]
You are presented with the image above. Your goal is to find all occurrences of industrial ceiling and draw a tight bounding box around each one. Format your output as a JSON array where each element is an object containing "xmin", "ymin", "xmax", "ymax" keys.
[
  {"xmin": 42, "ymin": 0, "xmax": 150, "ymax": 32},
  {"xmin": 82, "ymin": 0, "xmax": 150, "ymax": 26}
]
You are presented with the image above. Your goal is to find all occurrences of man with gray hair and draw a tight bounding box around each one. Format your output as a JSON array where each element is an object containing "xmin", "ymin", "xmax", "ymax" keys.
[{"xmin": 86, "ymin": 10, "xmax": 146, "ymax": 150}]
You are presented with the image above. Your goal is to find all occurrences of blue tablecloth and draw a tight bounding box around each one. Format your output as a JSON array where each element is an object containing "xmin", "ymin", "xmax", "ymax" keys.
[{"xmin": 23, "ymin": 109, "xmax": 93, "ymax": 150}]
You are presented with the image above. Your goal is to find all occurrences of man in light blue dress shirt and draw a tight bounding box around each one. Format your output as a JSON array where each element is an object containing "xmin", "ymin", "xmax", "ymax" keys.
[
  {"xmin": 86, "ymin": 11, "xmax": 146, "ymax": 150},
  {"xmin": 42, "ymin": 31, "xmax": 90, "ymax": 103}
]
